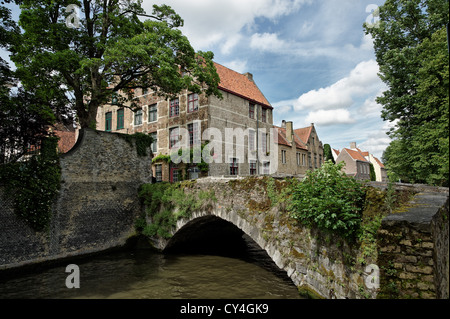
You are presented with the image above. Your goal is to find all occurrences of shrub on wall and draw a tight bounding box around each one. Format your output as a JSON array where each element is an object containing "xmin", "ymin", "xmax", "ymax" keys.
[
  {"xmin": 138, "ymin": 181, "xmax": 216, "ymax": 239},
  {"xmin": 288, "ymin": 160, "xmax": 365, "ymax": 241},
  {"xmin": 0, "ymin": 136, "xmax": 60, "ymax": 231}
]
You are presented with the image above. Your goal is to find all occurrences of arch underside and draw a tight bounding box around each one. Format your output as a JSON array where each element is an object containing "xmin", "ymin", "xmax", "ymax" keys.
[{"xmin": 163, "ymin": 214, "xmax": 293, "ymax": 284}]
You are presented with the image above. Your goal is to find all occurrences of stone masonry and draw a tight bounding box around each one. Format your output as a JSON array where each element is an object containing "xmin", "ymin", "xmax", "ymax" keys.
[{"xmin": 0, "ymin": 129, "xmax": 152, "ymax": 270}]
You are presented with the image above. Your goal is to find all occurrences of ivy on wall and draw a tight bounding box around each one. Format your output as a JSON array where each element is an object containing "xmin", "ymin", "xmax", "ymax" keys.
[
  {"xmin": 118, "ymin": 132, "xmax": 153, "ymax": 157},
  {"xmin": 0, "ymin": 136, "xmax": 61, "ymax": 231},
  {"xmin": 137, "ymin": 181, "xmax": 216, "ymax": 239}
]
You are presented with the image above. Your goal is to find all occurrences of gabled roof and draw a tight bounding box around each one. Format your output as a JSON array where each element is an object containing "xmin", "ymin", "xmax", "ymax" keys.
[
  {"xmin": 373, "ymin": 156, "xmax": 385, "ymax": 168},
  {"xmin": 214, "ymin": 62, "xmax": 272, "ymax": 109},
  {"xmin": 344, "ymin": 148, "xmax": 369, "ymax": 162},
  {"xmin": 274, "ymin": 126, "xmax": 291, "ymax": 147},
  {"xmin": 333, "ymin": 149, "xmax": 340, "ymax": 156},
  {"xmin": 274, "ymin": 126, "xmax": 308, "ymax": 150},
  {"xmin": 294, "ymin": 126, "xmax": 313, "ymax": 144}
]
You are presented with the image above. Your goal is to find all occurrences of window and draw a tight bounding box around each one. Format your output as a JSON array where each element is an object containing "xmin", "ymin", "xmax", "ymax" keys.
[
  {"xmin": 188, "ymin": 122, "xmax": 200, "ymax": 147},
  {"xmin": 105, "ymin": 112, "xmax": 112, "ymax": 132},
  {"xmin": 281, "ymin": 150, "xmax": 287, "ymax": 164},
  {"xmin": 155, "ymin": 164, "xmax": 162, "ymax": 182},
  {"xmin": 230, "ymin": 158, "xmax": 238, "ymax": 176},
  {"xmin": 250, "ymin": 160, "xmax": 257, "ymax": 175},
  {"xmin": 261, "ymin": 108, "xmax": 266, "ymax": 123},
  {"xmin": 308, "ymin": 152, "xmax": 312, "ymax": 168},
  {"xmin": 297, "ymin": 152, "xmax": 301, "ymax": 166},
  {"xmin": 188, "ymin": 93, "xmax": 199, "ymax": 113},
  {"xmin": 170, "ymin": 99, "xmax": 179, "ymax": 117},
  {"xmin": 170, "ymin": 165, "xmax": 179, "ymax": 183},
  {"xmin": 188, "ymin": 166, "xmax": 200, "ymax": 180},
  {"xmin": 314, "ymin": 154, "xmax": 317, "ymax": 168},
  {"xmin": 249, "ymin": 103, "xmax": 255, "ymax": 119},
  {"xmin": 134, "ymin": 109, "xmax": 143, "ymax": 126},
  {"xmin": 169, "ymin": 127, "xmax": 179, "ymax": 149},
  {"xmin": 302, "ymin": 154, "xmax": 306, "ymax": 166},
  {"xmin": 149, "ymin": 104, "xmax": 157, "ymax": 122},
  {"xmin": 117, "ymin": 108, "xmax": 124, "ymax": 130},
  {"xmin": 150, "ymin": 132, "xmax": 157, "ymax": 153},
  {"xmin": 248, "ymin": 129, "xmax": 255, "ymax": 151}
]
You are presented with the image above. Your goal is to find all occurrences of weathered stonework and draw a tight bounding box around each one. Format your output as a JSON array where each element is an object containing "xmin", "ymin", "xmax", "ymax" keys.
[
  {"xmin": 377, "ymin": 191, "xmax": 449, "ymax": 299},
  {"xmin": 145, "ymin": 178, "xmax": 449, "ymax": 299},
  {"xmin": 0, "ymin": 129, "xmax": 152, "ymax": 271}
]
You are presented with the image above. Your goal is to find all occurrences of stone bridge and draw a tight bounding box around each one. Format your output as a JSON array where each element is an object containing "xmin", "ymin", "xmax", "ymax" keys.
[
  {"xmin": 146, "ymin": 178, "xmax": 449, "ymax": 299},
  {"xmin": 1, "ymin": 129, "xmax": 448, "ymax": 299}
]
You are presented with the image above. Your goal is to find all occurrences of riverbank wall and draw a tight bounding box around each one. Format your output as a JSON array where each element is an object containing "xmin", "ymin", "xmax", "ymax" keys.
[{"xmin": 0, "ymin": 129, "xmax": 152, "ymax": 271}]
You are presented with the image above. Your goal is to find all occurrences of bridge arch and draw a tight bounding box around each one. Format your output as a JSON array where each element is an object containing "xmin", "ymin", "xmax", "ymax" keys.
[{"xmin": 152, "ymin": 208, "xmax": 287, "ymax": 278}]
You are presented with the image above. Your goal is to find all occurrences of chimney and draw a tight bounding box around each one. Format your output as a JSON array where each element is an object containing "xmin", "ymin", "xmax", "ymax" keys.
[
  {"xmin": 350, "ymin": 142, "xmax": 357, "ymax": 149},
  {"xmin": 281, "ymin": 120, "xmax": 286, "ymax": 128},
  {"xmin": 286, "ymin": 121, "xmax": 293, "ymax": 143},
  {"xmin": 243, "ymin": 72, "xmax": 253, "ymax": 82}
]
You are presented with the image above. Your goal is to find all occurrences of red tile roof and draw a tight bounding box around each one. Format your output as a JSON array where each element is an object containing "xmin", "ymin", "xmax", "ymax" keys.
[
  {"xmin": 274, "ymin": 127, "xmax": 291, "ymax": 147},
  {"xmin": 294, "ymin": 126, "xmax": 313, "ymax": 144},
  {"xmin": 333, "ymin": 149, "xmax": 340, "ymax": 156},
  {"xmin": 373, "ymin": 156, "xmax": 385, "ymax": 168},
  {"xmin": 55, "ymin": 130, "xmax": 77, "ymax": 153},
  {"xmin": 344, "ymin": 148, "xmax": 369, "ymax": 162},
  {"xmin": 214, "ymin": 62, "xmax": 272, "ymax": 109},
  {"xmin": 274, "ymin": 126, "xmax": 308, "ymax": 150}
]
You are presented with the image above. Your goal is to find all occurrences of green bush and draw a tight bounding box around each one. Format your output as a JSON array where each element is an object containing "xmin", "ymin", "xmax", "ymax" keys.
[
  {"xmin": 288, "ymin": 160, "xmax": 365, "ymax": 240},
  {"xmin": 0, "ymin": 136, "xmax": 61, "ymax": 231}
]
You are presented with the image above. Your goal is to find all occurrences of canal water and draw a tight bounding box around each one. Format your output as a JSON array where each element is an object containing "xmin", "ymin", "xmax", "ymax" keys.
[{"xmin": 0, "ymin": 236, "xmax": 302, "ymax": 299}]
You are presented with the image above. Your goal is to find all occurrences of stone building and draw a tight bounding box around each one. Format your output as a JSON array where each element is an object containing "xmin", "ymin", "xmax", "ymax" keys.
[
  {"xmin": 274, "ymin": 121, "xmax": 324, "ymax": 177},
  {"xmin": 334, "ymin": 142, "xmax": 387, "ymax": 181},
  {"xmin": 96, "ymin": 62, "xmax": 276, "ymax": 182}
]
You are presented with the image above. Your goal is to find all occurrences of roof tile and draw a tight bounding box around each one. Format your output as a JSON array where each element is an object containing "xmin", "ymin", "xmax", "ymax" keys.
[{"xmin": 214, "ymin": 62, "xmax": 271, "ymax": 108}]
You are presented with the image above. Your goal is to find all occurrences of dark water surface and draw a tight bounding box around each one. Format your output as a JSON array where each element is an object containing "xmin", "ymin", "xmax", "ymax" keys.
[{"xmin": 0, "ymin": 240, "xmax": 301, "ymax": 299}]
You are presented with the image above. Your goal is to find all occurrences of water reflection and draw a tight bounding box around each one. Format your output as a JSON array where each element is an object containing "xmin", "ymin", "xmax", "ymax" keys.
[{"xmin": 0, "ymin": 249, "xmax": 301, "ymax": 299}]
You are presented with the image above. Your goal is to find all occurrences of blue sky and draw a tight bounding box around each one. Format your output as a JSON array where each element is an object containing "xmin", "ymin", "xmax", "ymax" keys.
[{"xmin": 1, "ymin": 0, "xmax": 393, "ymax": 159}]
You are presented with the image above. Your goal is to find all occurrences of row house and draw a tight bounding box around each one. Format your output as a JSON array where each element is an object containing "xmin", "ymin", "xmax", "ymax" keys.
[
  {"xmin": 333, "ymin": 142, "xmax": 387, "ymax": 182},
  {"xmin": 274, "ymin": 120, "xmax": 324, "ymax": 177},
  {"xmin": 96, "ymin": 62, "xmax": 275, "ymax": 182}
]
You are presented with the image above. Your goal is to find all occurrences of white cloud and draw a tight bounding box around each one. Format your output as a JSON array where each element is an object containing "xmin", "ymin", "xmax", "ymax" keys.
[
  {"xmin": 294, "ymin": 59, "xmax": 382, "ymax": 111},
  {"xmin": 146, "ymin": 0, "xmax": 309, "ymax": 53},
  {"xmin": 250, "ymin": 33, "xmax": 287, "ymax": 52},
  {"xmin": 304, "ymin": 109, "xmax": 356, "ymax": 126},
  {"xmin": 223, "ymin": 59, "xmax": 248, "ymax": 74}
]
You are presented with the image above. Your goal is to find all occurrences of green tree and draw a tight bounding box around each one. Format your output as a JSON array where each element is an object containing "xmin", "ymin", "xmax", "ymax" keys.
[
  {"xmin": 10, "ymin": 0, "xmax": 221, "ymax": 129},
  {"xmin": 1, "ymin": 1, "xmax": 60, "ymax": 163},
  {"xmin": 364, "ymin": 0, "xmax": 449, "ymax": 186},
  {"xmin": 323, "ymin": 143, "xmax": 335, "ymax": 164}
]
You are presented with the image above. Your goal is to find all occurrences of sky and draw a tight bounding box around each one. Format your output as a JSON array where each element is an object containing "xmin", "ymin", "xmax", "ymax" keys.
[{"xmin": 1, "ymin": 0, "xmax": 393, "ymax": 160}]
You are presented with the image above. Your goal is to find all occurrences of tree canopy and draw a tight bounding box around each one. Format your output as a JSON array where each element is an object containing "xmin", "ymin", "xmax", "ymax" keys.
[
  {"xmin": 365, "ymin": 0, "xmax": 449, "ymax": 186},
  {"xmin": 9, "ymin": 0, "xmax": 222, "ymax": 129}
]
